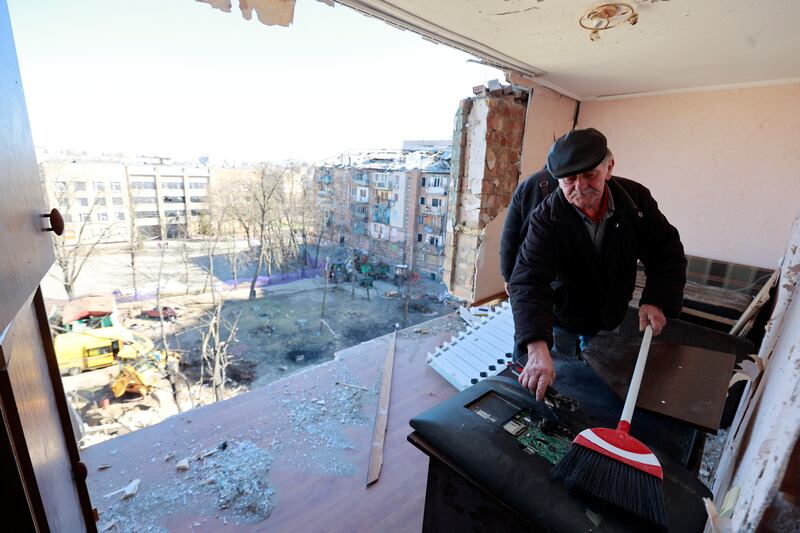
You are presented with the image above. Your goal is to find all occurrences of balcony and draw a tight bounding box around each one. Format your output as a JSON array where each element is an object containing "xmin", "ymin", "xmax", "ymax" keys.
[
  {"xmin": 425, "ymin": 186, "xmax": 446, "ymax": 195},
  {"xmin": 373, "ymin": 180, "xmax": 390, "ymax": 190},
  {"xmin": 318, "ymin": 175, "xmax": 333, "ymax": 184},
  {"xmin": 318, "ymin": 189, "xmax": 333, "ymax": 197},
  {"xmin": 420, "ymin": 205, "xmax": 445, "ymax": 216},
  {"xmin": 80, "ymin": 322, "xmax": 460, "ymax": 532},
  {"xmin": 349, "ymin": 208, "xmax": 368, "ymax": 223},
  {"xmin": 352, "ymin": 174, "xmax": 369, "ymax": 186},
  {"xmin": 372, "ymin": 203, "xmax": 391, "ymax": 225}
]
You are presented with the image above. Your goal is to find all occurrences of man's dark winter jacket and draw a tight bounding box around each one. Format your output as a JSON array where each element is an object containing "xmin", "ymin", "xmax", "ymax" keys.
[
  {"xmin": 500, "ymin": 169, "xmax": 559, "ymax": 282},
  {"xmin": 508, "ymin": 176, "xmax": 686, "ymax": 351}
]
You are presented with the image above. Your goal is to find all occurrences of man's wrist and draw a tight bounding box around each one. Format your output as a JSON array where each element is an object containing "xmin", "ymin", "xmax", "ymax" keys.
[{"xmin": 526, "ymin": 340, "xmax": 550, "ymax": 358}]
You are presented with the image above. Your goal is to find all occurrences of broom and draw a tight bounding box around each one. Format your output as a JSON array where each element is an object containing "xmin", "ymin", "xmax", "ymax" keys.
[{"xmin": 552, "ymin": 324, "xmax": 668, "ymax": 528}]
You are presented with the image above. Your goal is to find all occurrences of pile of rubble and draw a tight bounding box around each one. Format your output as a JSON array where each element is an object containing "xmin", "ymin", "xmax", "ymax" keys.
[{"xmin": 98, "ymin": 440, "xmax": 274, "ymax": 532}]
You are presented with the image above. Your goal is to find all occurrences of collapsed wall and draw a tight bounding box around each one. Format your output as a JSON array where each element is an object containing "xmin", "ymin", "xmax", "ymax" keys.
[{"xmin": 443, "ymin": 88, "xmax": 527, "ymax": 302}]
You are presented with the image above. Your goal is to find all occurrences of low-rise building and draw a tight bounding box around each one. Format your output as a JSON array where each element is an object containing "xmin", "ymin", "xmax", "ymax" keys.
[{"xmin": 40, "ymin": 158, "xmax": 218, "ymax": 244}]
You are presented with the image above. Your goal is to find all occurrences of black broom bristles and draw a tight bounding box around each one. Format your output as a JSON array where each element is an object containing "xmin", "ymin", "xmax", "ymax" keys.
[{"xmin": 553, "ymin": 445, "xmax": 668, "ymax": 529}]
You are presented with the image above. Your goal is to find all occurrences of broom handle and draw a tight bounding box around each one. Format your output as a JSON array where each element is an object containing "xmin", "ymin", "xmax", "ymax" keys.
[{"xmin": 618, "ymin": 324, "xmax": 653, "ymax": 431}]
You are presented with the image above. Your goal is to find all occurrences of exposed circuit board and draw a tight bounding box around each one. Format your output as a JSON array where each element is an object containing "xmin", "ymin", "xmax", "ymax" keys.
[{"xmin": 503, "ymin": 409, "xmax": 574, "ymax": 465}]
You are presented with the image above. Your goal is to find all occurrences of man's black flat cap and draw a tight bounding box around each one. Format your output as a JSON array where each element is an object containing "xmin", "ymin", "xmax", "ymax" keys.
[{"xmin": 546, "ymin": 128, "xmax": 608, "ymax": 178}]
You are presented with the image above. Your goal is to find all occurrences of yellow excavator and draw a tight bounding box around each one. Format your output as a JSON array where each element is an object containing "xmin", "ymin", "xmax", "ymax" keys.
[{"xmin": 109, "ymin": 356, "xmax": 177, "ymax": 398}]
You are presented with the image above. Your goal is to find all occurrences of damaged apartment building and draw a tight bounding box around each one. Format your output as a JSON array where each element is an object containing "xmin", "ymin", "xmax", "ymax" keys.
[{"xmin": 313, "ymin": 142, "xmax": 451, "ymax": 280}]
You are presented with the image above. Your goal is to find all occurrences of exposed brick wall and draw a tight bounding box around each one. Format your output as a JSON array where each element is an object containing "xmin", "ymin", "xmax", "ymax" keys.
[
  {"xmin": 443, "ymin": 91, "xmax": 527, "ymax": 302},
  {"xmin": 481, "ymin": 97, "xmax": 526, "ymax": 224}
]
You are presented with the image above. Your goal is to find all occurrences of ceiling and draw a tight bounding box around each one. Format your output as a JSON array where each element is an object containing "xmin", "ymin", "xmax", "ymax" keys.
[{"xmin": 336, "ymin": 0, "xmax": 800, "ymax": 100}]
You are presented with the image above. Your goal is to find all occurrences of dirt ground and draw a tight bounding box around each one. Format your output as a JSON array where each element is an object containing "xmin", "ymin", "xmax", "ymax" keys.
[{"xmin": 62, "ymin": 275, "xmax": 455, "ymax": 447}]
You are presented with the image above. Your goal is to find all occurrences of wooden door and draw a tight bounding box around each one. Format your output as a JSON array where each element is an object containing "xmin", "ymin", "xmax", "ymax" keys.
[{"xmin": 0, "ymin": 1, "xmax": 95, "ymax": 530}]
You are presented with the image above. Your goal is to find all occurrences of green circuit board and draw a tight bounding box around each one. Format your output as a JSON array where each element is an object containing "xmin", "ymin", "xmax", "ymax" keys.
[{"xmin": 503, "ymin": 409, "xmax": 573, "ymax": 465}]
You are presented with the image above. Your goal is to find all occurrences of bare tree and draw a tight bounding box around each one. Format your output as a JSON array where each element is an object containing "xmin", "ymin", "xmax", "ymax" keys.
[
  {"xmin": 152, "ymin": 236, "xmax": 184, "ymax": 411},
  {"xmin": 199, "ymin": 300, "xmax": 241, "ymax": 402},
  {"xmin": 243, "ymin": 164, "xmax": 287, "ymax": 299},
  {"xmin": 124, "ymin": 167, "xmax": 142, "ymax": 300},
  {"xmin": 44, "ymin": 173, "xmax": 118, "ymax": 299},
  {"xmin": 211, "ymin": 162, "xmax": 315, "ymax": 299}
]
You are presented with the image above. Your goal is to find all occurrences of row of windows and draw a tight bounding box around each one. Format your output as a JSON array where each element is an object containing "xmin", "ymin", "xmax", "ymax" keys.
[
  {"xmin": 131, "ymin": 210, "xmax": 207, "ymax": 219},
  {"xmin": 129, "ymin": 181, "xmax": 210, "ymax": 191},
  {"xmin": 417, "ymin": 215, "xmax": 441, "ymax": 224},
  {"xmin": 56, "ymin": 179, "xmax": 210, "ymax": 192},
  {"xmin": 419, "ymin": 197, "xmax": 443, "ymax": 207},
  {"xmin": 65, "ymin": 211, "xmax": 126, "ymax": 223},
  {"xmin": 54, "ymin": 180, "xmax": 124, "ymax": 192},
  {"xmin": 60, "ymin": 197, "xmax": 125, "ymax": 208},
  {"xmin": 421, "ymin": 177, "xmax": 445, "ymax": 188},
  {"xmin": 416, "ymin": 233, "xmax": 442, "ymax": 246},
  {"xmin": 133, "ymin": 196, "xmax": 207, "ymax": 205}
]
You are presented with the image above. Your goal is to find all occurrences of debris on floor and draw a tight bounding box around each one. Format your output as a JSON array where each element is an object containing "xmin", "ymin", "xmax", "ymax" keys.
[
  {"xmin": 99, "ymin": 440, "xmax": 274, "ymax": 531},
  {"xmin": 700, "ymin": 428, "xmax": 728, "ymax": 488},
  {"xmin": 274, "ymin": 364, "xmax": 376, "ymax": 476}
]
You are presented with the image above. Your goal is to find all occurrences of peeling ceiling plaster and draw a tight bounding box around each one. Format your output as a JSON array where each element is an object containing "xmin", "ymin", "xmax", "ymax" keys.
[
  {"xmin": 331, "ymin": 0, "xmax": 800, "ymax": 99},
  {"xmin": 195, "ymin": 0, "xmax": 297, "ymax": 27}
]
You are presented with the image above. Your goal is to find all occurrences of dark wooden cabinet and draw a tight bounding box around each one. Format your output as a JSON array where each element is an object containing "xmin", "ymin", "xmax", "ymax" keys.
[{"xmin": 0, "ymin": 1, "xmax": 95, "ymax": 530}]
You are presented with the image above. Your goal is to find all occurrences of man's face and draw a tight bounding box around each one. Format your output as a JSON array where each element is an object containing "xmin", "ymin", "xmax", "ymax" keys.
[{"xmin": 559, "ymin": 157, "xmax": 614, "ymax": 211}]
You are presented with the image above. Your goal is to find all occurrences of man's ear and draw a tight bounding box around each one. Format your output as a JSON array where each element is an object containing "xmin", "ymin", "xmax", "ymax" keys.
[{"xmin": 605, "ymin": 159, "xmax": 615, "ymax": 180}]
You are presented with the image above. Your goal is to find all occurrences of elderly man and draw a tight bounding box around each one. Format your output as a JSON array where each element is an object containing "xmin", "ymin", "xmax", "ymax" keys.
[{"xmin": 508, "ymin": 128, "xmax": 686, "ymax": 400}]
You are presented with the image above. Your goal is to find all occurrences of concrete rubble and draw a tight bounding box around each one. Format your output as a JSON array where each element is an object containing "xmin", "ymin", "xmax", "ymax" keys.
[{"xmin": 99, "ymin": 440, "xmax": 274, "ymax": 532}]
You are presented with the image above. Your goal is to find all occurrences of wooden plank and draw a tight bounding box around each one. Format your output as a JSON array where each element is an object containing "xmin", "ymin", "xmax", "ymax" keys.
[
  {"xmin": 582, "ymin": 334, "xmax": 736, "ymax": 433},
  {"xmin": 366, "ymin": 328, "xmax": 397, "ymax": 486}
]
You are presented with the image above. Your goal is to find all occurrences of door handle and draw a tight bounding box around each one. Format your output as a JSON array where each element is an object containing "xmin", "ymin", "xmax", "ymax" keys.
[{"xmin": 42, "ymin": 208, "xmax": 64, "ymax": 236}]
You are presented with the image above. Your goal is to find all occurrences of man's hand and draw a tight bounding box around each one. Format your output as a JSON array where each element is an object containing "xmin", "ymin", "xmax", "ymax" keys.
[
  {"xmin": 520, "ymin": 341, "xmax": 555, "ymax": 401},
  {"xmin": 639, "ymin": 304, "xmax": 666, "ymax": 335}
]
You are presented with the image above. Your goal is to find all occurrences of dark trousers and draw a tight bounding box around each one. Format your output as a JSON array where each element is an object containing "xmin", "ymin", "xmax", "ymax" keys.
[{"xmin": 513, "ymin": 326, "xmax": 586, "ymax": 364}]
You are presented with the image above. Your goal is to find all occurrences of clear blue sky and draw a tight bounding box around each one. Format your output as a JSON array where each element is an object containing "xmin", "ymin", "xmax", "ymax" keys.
[{"xmin": 8, "ymin": 0, "xmax": 503, "ymax": 163}]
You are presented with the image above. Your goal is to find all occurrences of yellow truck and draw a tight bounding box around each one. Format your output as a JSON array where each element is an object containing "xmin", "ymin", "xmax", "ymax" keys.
[{"xmin": 54, "ymin": 326, "xmax": 157, "ymax": 376}]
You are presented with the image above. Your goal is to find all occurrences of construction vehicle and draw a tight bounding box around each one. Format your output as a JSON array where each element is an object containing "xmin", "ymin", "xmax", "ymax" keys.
[
  {"xmin": 109, "ymin": 356, "xmax": 178, "ymax": 398},
  {"xmin": 54, "ymin": 325, "xmax": 179, "ymax": 397},
  {"xmin": 54, "ymin": 326, "xmax": 159, "ymax": 375},
  {"xmin": 54, "ymin": 293, "xmax": 180, "ymax": 398}
]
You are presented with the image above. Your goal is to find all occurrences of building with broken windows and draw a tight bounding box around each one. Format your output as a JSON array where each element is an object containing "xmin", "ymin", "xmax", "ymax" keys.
[
  {"xmin": 313, "ymin": 147, "xmax": 450, "ymax": 279},
  {"xmin": 414, "ymin": 154, "xmax": 450, "ymax": 280}
]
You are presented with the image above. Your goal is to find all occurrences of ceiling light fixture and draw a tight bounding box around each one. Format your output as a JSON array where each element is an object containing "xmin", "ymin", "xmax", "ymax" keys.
[{"xmin": 579, "ymin": 3, "xmax": 639, "ymax": 41}]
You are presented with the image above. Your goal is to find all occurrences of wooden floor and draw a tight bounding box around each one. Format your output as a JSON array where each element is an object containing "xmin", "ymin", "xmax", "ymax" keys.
[{"xmin": 81, "ymin": 315, "xmax": 464, "ymax": 532}]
